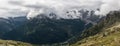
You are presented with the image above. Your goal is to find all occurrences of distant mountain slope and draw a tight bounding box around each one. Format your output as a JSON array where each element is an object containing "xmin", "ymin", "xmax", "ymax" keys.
[
  {"xmin": 2, "ymin": 16, "xmax": 92, "ymax": 44},
  {"xmin": 0, "ymin": 16, "xmax": 28, "ymax": 36},
  {"xmin": 71, "ymin": 11, "xmax": 120, "ymax": 46},
  {"xmin": 1, "ymin": 9, "xmax": 103, "ymax": 45}
]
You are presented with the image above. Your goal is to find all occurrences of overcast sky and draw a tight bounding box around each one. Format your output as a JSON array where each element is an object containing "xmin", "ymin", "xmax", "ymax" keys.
[{"xmin": 0, "ymin": 0, "xmax": 119, "ymax": 18}]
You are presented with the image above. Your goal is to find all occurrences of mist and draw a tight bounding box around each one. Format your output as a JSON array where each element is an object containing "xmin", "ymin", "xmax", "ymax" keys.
[{"xmin": 0, "ymin": 0, "xmax": 119, "ymax": 19}]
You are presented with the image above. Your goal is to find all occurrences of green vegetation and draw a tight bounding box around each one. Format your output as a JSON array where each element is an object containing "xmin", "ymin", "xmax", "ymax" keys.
[
  {"xmin": 72, "ymin": 22, "xmax": 120, "ymax": 46},
  {"xmin": 2, "ymin": 17, "xmax": 92, "ymax": 44},
  {"xmin": 71, "ymin": 11, "xmax": 120, "ymax": 46}
]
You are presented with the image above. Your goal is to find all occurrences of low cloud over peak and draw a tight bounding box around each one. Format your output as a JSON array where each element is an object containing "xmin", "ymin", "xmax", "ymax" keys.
[{"xmin": 0, "ymin": 0, "xmax": 119, "ymax": 19}]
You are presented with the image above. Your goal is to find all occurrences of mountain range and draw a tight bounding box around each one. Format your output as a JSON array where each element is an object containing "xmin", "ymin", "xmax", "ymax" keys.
[
  {"xmin": 71, "ymin": 11, "xmax": 120, "ymax": 46},
  {"xmin": 0, "ymin": 16, "xmax": 28, "ymax": 36},
  {"xmin": 0, "ymin": 9, "xmax": 102, "ymax": 45},
  {"xmin": 1, "ymin": 9, "xmax": 119, "ymax": 46}
]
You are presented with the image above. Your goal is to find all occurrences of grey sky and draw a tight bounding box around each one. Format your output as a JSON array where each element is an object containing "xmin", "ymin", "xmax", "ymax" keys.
[{"xmin": 0, "ymin": 0, "xmax": 119, "ymax": 19}]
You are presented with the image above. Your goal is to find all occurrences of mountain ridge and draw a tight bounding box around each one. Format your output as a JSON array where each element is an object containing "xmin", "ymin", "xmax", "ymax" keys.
[{"xmin": 71, "ymin": 11, "xmax": 120, "ymax": 46}]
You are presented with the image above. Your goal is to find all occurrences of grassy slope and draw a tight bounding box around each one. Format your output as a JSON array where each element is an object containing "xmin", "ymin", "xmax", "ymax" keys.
[
  {"xmin": 71, "ymin": 22, "xmax": 120, "ymax": 46},
  {"xmin": 0, "ymin": 39, "xmax": 32, "ymax": 46}
]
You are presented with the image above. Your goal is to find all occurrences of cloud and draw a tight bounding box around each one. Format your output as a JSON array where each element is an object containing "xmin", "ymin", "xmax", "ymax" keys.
[
  {"xmin": 95, "ymin": 0, "xmax": 120, "ymax": 15},
  {"xmin": 0, "ymin": 0, "xmax": 119, "ymax": 19}
]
